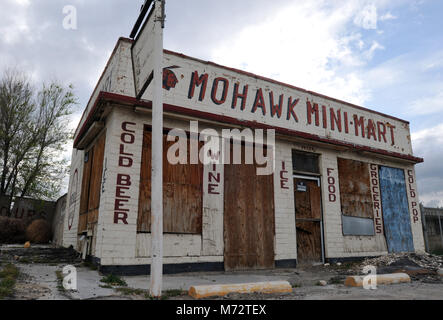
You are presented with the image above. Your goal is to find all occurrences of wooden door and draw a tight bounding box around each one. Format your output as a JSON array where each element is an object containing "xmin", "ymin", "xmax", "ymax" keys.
[
  {"xmin": 78, "ymin": 131, "xmax": 106, "ymax": 234},
  {"xmin": 223, "ymin": 143, "xmax": 275, "ymax": 270},
  {"xmin": 294, "ymin": 178, "xmax": 323, "ymax": 264}
]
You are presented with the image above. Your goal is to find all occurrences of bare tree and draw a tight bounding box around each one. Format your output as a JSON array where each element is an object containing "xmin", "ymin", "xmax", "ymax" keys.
[{"xmin": 0, "ymin": 69, "xmax": 77, "ymax": 202}]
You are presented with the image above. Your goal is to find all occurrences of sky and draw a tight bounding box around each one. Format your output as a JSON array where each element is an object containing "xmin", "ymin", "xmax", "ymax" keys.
[{"xmin": 0, "ymin": 0, "xmax": 442, "ymax": 207}]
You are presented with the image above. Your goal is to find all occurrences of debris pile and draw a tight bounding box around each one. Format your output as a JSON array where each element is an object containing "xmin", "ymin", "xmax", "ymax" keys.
[
  {"xmin": 0, "ymin": 246, "xmax": 81, "ymax": 265},
  {"xmin": 360, "ymin": 252, "xmax": 443, "ymax": 272},
  {"xmin": 355, "ymin": 252, "xmax": 443, "ymax": 282}
]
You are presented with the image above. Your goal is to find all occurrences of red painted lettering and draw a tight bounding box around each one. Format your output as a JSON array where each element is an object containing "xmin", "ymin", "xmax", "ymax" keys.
[
  {"xmin": 330, "ymin": 108, "xmax": 342, "ymax": 132},
  {"xmin": 307, "ymin": 101, "xmax": 320, "ymax": 126},
  {"xmin": 354, "ymin": 115, "xmax": 365, "ymax": 138},
  {"xmin": 251, "ymin": 88, "xmax": 266, "ymax": 115},
  {"xmin": 211, "ymin": 77, "xmax": 229, "ymax": 105},
  {"xmin": 269, "ymin": 92, "xmax": 283, "ymax": 118},
  {"xmin": 117, "ymin": 174, "xmax": 131, "ymax": 186},
  {"xmin": 286, "ymin": 97, "xmax": 299, "ymax": 122},
  {"xmin": 188, "ymin": 71, "xmax": 208, "ymax": 101},
  {"xmin": 231, "ymin": 83, "xmax": 248, "ymax": 110}
]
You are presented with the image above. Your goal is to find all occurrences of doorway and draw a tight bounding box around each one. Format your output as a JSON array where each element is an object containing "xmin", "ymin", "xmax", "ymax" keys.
[
  {"xmin": 293, "ymin": 175, "xmax": 324, "ymax": 265},
  {"xmin": 223, "ymin": 142, "xmax": 275, "ymax": 270},
  {"xmin": 379, "ymin": 166, "xmax": 414, "ymax": 253}
]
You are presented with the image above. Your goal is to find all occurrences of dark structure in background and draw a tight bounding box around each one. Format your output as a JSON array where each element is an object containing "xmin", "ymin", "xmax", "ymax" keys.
[
  {"xmin": 421, "ymin": 205, "xmax": 443, "ymax": 254},
  {"xmin": 0, "ymin": 194, "xmax": 67, "ymax": 245}
]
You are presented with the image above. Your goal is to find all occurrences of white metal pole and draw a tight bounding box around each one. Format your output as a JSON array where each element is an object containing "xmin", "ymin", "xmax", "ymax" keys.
[{"xmin": 150, "ymin": 0, "xmax": 164, "ymax": 298}]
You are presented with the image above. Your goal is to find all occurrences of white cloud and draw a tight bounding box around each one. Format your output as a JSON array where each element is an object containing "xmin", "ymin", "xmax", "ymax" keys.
[
  {"xmin": 210, "ymin": 1, "xmax": 380, "ymax": 105},
  {"xmin": 412, "ymin": 123, "xmax": 443, "ymax": 144},
  {"xmin": 380, "ymin": 12, "xmax": 397, "ymax": 21},
  {"xmin": 11, "ymin": 0, "xmax": 30, "ymax": 7},
  {"xmin": 412, "ymin": 123, "xmax": 443, "ymax": 207},
  {"xmin": 364, "ymin": 41, "xmax": 385, "ymax": 59},
  {"xmin": 354, "ymin": 4, "xmax": 378, "ymax": 29},
  {"xmin": 0, "ymin": 2, "xmax": 30, "ymax": 44},
  {"xmin": 409, "ymin": 90, "xmax": 443, "ymax": 116}
]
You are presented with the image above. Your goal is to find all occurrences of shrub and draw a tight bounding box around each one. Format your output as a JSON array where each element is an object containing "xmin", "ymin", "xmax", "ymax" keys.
[
  {"xmin": 0, "ymin": 217, "xmax": 26, "ymax": 244},
  {"xmin": 26, "ymin": 219, "xmax": 51, "ymax": 244}
]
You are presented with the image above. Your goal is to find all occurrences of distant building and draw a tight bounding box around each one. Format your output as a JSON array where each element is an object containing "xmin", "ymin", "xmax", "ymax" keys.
[
  {"xmin": 52, "ymin": 194, "xmax": 67, "ymax": 247},
  {"xmin": 421, "ymin": 206, "xmax": 443, "ymax": 254}
]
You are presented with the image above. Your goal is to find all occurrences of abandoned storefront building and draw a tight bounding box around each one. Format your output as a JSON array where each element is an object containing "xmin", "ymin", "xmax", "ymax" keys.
[{"xmin": 62, "ymin": 36, "xmax": 425, "ymax": 275}]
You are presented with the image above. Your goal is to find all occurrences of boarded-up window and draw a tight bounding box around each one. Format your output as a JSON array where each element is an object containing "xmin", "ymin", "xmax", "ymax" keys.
[
  {"xmin": 337, "ymin": 158, "xmax": 373, "ymax": 219},
  {"xmin": 292, "ymin": 150, "xmax": 319, "ymax": 174},
  {"xmin": 137, "ymin": 129, "xmax": 203, "ymax": 234},
  {"xmin": 78, "ymin": 131, "xmax": 106, "ymax": 234}
]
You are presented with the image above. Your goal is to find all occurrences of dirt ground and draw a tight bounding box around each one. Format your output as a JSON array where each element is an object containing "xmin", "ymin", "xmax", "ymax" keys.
[{"xmin": 1, "ymin": 244, "xmax": 442, "ymax": 300}]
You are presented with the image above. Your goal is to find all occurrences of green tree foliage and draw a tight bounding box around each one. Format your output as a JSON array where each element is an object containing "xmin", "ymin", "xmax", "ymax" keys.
[{"xmin": 0, "ymin": 69, "xmax": 77, "ymax": 201}]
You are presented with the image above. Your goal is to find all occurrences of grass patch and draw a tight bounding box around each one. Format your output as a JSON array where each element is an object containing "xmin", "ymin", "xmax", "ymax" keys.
[
  {"xmin": 99, "ymin": 284, "xmax": 113, "ymax": 289},
  {"xmin": 0, "ymin": 264, "xmax": 19, "ymax": 299},
  {"xmin": 100, "ymin": 274, "xmax": 127, "ymax": 287},
  {"xmin": 18, "ymin": 257, "xmax": 31, "ymax": 264},
  {"xmin": 0, "ymin": 264, "xmax": 19, "ymax": 279},
  {"xmin": 55, "ymin": 270, "xmax": 66, "ymax": 292},
  {"xmin": 291, "ymin": 282, "xmax": 302, "ymax": 288},
  {"xmin": 161, "ymin": 289, "xmax": 186, "ymax": 300},
  {"xmin": 142, "ymin": 289, "xmax": 187, "ymax": 300},
  {"xmin": 329, "ymin": 276, "xmax": 345, "ymax": 284},
  {"xmin": 116, "ymin": 287, "xmax": 146, "ymax": 296}
]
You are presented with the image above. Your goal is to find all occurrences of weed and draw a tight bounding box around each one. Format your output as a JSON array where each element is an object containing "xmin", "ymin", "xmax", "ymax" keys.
[
  {"xmin": 55, "ymin": 270, "xmax": 65, "ymax": 292},
  {"xmin": 116, "ymin": 287, "xmax": 146, "ymax": 296},
  {"xmin": 142, "ymin": 289, "xmax": 186, "ymax": 300},
  {"xmin": 99, "ymin": 284, "xmax": 113, "ymax": 289},
  {"xmin": 161, "ymin": 289, "xmax": 186, "ymax": 300},
  {"xmin": 19, "ymin": 258, "xmax": 31, "ymax": 264},
  {"xmin": 100, "ymin": 274, "xmax": 127, "ymax": 287},
  {"xmin": 0, "ymin": 264, "xmax": 19, "ymax": 299},
  {"xmin": 0, "ymin": 264, "xmax": 19, "ymax": 279},
  {"xmin": 329, "ymin": 276, "xmax": 344, "ymax": 284}
]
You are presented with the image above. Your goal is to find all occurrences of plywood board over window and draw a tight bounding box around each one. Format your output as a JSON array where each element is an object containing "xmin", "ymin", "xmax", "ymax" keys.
[
  {"xmin": 137, "ymin": 129, "xmax": 203, "ymax": 234},
  {"xmin": 78, "ymin": 131, "xmax": 106, "ymax": 234},
  {"xmin": 337, "ymin": 158, "xmax": 373, "ymax": 219}
]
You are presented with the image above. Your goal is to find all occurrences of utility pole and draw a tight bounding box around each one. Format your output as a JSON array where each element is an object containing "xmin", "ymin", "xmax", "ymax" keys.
[{"xmin": 150, "ymin": 0, "xmax": 165, "ymax": 298}]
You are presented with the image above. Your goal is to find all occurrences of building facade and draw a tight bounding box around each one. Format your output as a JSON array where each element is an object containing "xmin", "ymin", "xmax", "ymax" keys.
[{"xmin": 62, "ymin": 37, "xmax": 425, "ymax": 275}]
